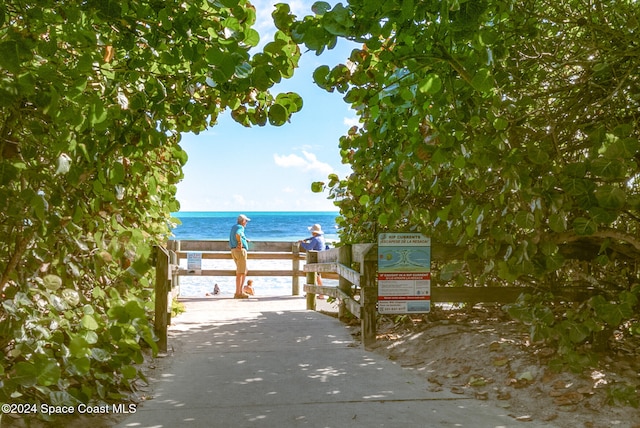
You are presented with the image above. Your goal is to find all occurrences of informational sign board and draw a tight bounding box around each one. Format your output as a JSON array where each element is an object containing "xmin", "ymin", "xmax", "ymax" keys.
[
  {"xmin": 187, "ymin": 252, "xmax": 202, "ymax": 273},
  {"xmin": 377, "ymin": 233, "xmax": 431, "ymax": 314}
]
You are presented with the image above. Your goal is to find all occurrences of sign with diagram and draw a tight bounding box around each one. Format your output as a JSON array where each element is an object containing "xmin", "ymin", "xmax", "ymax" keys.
[
  {"xmin": 187, "ymin": 252, "xmax": 202, "ymax": 273},
  {"xmin": 377, "ymin": 233, "xmax": 431, "ymax": 314}
]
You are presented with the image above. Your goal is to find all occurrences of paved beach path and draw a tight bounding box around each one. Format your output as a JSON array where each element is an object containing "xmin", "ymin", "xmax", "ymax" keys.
[{"xmin": 116, "ymin": 296, "xmax": 550, "ymax": 428}]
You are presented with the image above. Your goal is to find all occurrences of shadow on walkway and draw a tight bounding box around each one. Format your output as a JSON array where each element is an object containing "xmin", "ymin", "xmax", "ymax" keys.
[{"xmin": 115, "ymin": 296, "xmax": 547, "ymax": 428}]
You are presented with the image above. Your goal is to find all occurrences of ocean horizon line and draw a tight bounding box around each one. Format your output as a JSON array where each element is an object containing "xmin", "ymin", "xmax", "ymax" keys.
[{"xmin": 172, "ymin": 210, "xmax": 340, "ymax": 217}]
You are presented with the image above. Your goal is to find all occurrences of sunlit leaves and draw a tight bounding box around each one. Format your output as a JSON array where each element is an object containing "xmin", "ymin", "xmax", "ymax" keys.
[
  {"xmin": 42, "ymin": 274, "xmax": 63, "ymax": 291},
  {"xmin": 286, "ymin": 0, "xmax": 640, "ymax": 325},
  {"xmin": 471, "ymin": 68, "xmax": 493, "ymax": 93},
  {"xmin": 418, "ymin": 74, "xmax": 442, "ymax": 95},
  {"xmin": 0, "ymin": 0, "xmax": 303, "ymax": 411}
]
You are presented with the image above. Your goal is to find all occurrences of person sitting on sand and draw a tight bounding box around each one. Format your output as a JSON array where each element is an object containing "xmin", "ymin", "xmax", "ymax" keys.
[
  {"xmin": 206, "ymin": 284, "xmax": 221, "ymax": 297},
  {"xmin": 243, "ymin": 279, "xmax": 255, "ymax": 296}
]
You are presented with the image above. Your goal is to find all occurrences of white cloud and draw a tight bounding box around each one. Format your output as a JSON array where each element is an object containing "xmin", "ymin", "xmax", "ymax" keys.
[
  {"xmin": 273, "ymin": 153, "xmax": 307, "ymax": 168},
  {"xmin": 252, "ymin": 0, "xmax": 310, "ymax": 48},
  {"xmin": 232, "ymin": 194, "xmax": 247, "ymax": 206},
  {"xmin": 343, "ymin": 116, "xmax": 360, "ymax": 127},
  {"xmin": 273, "ymin": 150, "xmax": 334, "ymax": 175}
]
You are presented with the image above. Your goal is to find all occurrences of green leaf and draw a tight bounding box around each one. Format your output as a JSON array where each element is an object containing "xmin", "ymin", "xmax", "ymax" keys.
[
  {"xmin": 69, "ymin": 357, "xmax": 91, "ymax": 376},
  {"xmin": 401, "ymin": 0, "xmax": 415, "ymax": 20},
  {"xmin": 527, "ymin": 147, "xmax": 549, "ymax": 164},
  {"xmin": 81, "ymin": 314, "xmax": 100, "ymax": 331},
  {"xmin": 323, "ymin": 4, "xmax": 353, "ymax": 36},
  {"xmin": 125, "ymin": 300, "xmax": 146, "ymax": 319},
  {"xmin": 312, "ymin": 1, "xmax": 331, "ymax": 15},
  {"xmin": 0, "ymin": 39, "xmax": 33, "ymax": 73},
  {"xmin": 43, "ymin": 274, "xmax": 63, "ymax": 291},
  {"xmin": 492, "ymin": 117, "xmax": 508, "ymax": 131},
  {"xmin": 591, "ymin": 158, "xmax": 625, "ymax": 179},
  {"xmin": 588, "ymin": 207, "xmax": 618, "ymax": 225},
  {"xmin": 594, "ymin": 185, "xmax": 626, "ymax": 210},
  {"xmin": 36, "ymin": 357, "xmax": 61, "ymax": 386},
  {"xmin": 573, "ymin": 217, "xmax": 597, "ymax": 235},
  {"xmin": 471, "ymin": 68, "xmax": 493, "ymax": 93},
  {"xmin": 69, "ymin": 335, "xmax": 90, "ymax": 358},
  {"xmin": 244, "ymin": 29, "xmax": 260, "ymax": 47},
  {"xmin": 548, "ymin": 213, "xmax": 567, "ymax": 232},
  {"xmin": 311, "ymin": 181, "xmax": 325, "ymax": 192},
  {"xmin": 109, "ymin": 162, "xmax": 126, "ymax": 184},
  {"xmin": 13, "ymin": 362, "xmax": 38, "ymax": 387},
  {"xmin": 267, "ymin": 103, "xmax": 288, "ymax": 126},
  {"xmin": 564, "ymin": 162, "xmax": 587, "ymax": 178},
  {"xmin": 561, "ymin": 320, "xmax": 590, "ymax": 344},
  {"xmin": 418, "ymin": 74, "xmax": 442, "ymax": 95},
  {"xmin": 121, "ymin": 364, "xmax": 138, "ymax": 380},
  {"xmin": 514, "ymin": 211, "xmax": 535, "ymax": 229},
  {"xmin": 61, "ymin": 289, "xmax": 81, "ymax": 306},
  {"xmin": 591, "ymin": 295, "xmax": 633, "ymax": 326}
]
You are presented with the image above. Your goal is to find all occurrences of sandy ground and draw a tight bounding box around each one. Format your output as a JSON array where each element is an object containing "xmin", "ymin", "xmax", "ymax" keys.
[{"xmin": 354, "ymin": 304, "xmax": 640, "ymax": 428}]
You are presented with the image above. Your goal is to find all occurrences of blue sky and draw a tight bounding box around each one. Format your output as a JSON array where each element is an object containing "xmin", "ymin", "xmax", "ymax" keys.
[{"xmin": 175, "ymin": 1, "xmax": 357, "ymax": 212}]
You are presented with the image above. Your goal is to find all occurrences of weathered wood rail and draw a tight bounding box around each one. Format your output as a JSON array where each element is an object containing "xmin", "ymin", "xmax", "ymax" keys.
[
  {"xmin": 153, "ymin": 240, "xmax": 309, "ymax": 350},
  {"xmin": 303, "ymin": 243, "xmax": 602, "ymax": 348},
  {"xmin": 167, "ymin": 239, "xmax": 307, "ymax": 294},
  {"xmin": 154, "ymin": 241, "xmax": 599, "ymax": 350}
]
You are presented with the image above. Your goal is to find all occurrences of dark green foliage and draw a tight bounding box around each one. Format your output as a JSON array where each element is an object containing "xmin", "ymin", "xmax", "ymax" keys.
[
  {"xmin": 0, "ymin": 0, "xmax": 301, "ymax": 413},
  {"xmin": 288, "ymin": 0, "xmax": 640, "ymax": 374}
]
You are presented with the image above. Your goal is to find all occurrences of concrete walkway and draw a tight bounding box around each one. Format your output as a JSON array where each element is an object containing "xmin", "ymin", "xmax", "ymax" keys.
[{"xmin": 116, "ymin": 295, "xmax": 548, "ymax": 428}]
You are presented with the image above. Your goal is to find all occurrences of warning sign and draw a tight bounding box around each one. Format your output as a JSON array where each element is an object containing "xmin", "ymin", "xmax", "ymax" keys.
[{"xmin": 377, "ymin": 233, "xmax": 431, "ymax": 314}]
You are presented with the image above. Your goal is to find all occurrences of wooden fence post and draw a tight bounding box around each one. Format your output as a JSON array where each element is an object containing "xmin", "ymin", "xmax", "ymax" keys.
[
  {"xmin": 154, "ymin": 245, "xmax": 170, "ymax": 353},
  {"xmin": 167, "ymin": 240, "xmax": 180, "ymax": 297},
  {"xmin": 305, "ymin": 250, "xmax": 318, "ymax": 310},
  {"xmin": 360, "ymin": 246, "xmax": 378, "ymax": 348},
  {"xmin": 338, "ymin": 245, "xmax": 352, "ymax": 320},
  {"xmin": 292, "ymin": 242, "xmax": 300, "ymax": 296}
]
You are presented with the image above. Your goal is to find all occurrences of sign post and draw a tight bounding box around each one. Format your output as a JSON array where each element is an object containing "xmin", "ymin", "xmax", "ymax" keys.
[{"xmin": 377, "ymin": 233, "xmax": 431, "ymax": 314}]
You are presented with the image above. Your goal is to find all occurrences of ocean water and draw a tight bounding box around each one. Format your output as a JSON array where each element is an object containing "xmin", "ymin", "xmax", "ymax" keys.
[{"xmin": 170, "ymin": 212, "xmax": 340, "ymax": 297}]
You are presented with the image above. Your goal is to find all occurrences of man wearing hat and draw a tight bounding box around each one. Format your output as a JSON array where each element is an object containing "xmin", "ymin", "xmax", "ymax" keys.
[
  {"xmin": 230, "ymin": 214, "xmax": 251, "ymax": 299},
  {"xmin": 299, "ymin": 224, "xmax": 326, "ymax": 296}
]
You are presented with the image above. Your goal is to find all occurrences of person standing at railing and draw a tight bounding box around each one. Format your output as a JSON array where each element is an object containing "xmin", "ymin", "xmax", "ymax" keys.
[
  {"xmin": 230, "ymin": 214, "xmax": 251, "ymax": 299},
  {"xmin": 299, "ymin": 224, "xmax": 326, "ymax": 298}
]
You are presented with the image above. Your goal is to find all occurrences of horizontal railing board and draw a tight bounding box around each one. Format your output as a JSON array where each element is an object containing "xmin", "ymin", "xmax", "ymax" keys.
[
  {"xmin": 430, "ymin": 286, "xmax": 603, "ymax": 303},
  {"xmin": 175, "ymin": 251, "xmax": 304, "ymax": 261},
  {"xmin": 178, "ymin": 269, "xmax": 306, "ymax": 277},
  {"xmin": 304, "ymin": 284, "xmax": 361, "ymax": 318},
  {"xmin": 304, "ymin": 263, "xmax": 361, "ymax": 287},
  {"xmin": 171, "ymin": 240, "xmax": 299, "ymax": 253}
]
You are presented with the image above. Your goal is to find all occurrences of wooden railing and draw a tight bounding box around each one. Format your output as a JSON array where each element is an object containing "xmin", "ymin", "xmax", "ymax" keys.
[
  {"xmin": 167, "ymin": 239, "xmax": 307, "ymax": 295},
  {"xmin": 303, "ymin": 244, "xmax": 378, "ymax": 347},
  {"xmin": 153, "ymin": 240, "xmax": 307, "ymax": 352},
  {"xmin": 303, "ymin": 243, "xmax": 603, "ymax": 348},
  {"xmin": 154, "ymin": 241, "xmax": 602, "ymax": 351}
]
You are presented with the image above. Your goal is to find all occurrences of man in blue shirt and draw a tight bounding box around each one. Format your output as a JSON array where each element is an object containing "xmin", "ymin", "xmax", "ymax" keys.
[{"xmin": 230, "ymin": 214, "xmax": 250, "ymax": 299}]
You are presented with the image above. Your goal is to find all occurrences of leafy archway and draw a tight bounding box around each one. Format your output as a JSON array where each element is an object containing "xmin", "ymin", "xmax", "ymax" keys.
[
  {"xmin": 286, "ymin": 0, "xmax": 640, "ymax": 371},
  {"xmin": 0, "ymin": 0, "xmax": 301, "ymax": 408}
]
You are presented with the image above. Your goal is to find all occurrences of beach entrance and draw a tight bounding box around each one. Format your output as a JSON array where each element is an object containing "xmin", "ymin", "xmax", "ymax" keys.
[{"xmin": 167, "ymin": 240, "xmax": 308, "ymax": 296}]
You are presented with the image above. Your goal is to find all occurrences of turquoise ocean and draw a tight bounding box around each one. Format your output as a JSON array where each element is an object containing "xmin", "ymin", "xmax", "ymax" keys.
[{"xmin": 170, "ymin": 211, "xmax": 340, "ymax": 297}]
